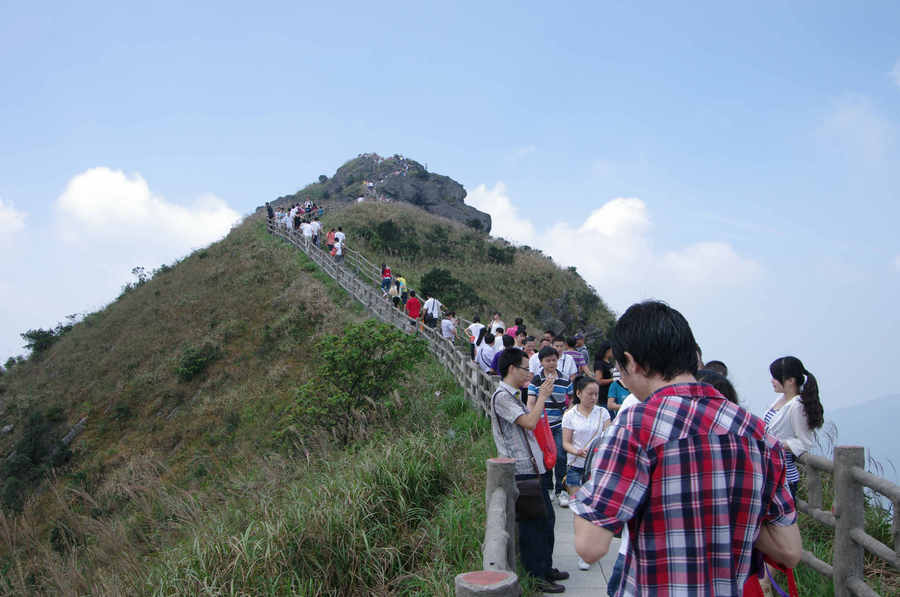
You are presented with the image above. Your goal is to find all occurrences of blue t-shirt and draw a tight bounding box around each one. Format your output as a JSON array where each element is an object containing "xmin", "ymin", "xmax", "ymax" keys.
[{"xmin": 607, "ymin": 380, "xmax": 629, "ymax": 405}]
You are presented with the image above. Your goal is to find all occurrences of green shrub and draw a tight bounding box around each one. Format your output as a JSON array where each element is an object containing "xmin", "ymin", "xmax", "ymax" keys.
[
  {"xmin": 420, "ymin": 267, "xmax": 481, "ymax": 310},
  {"xmin": 175, "ymin": 343, "xmax": 221, "ymax": 382},
  {"xmin": 487, "ymin": 244, "xmax": 516, "ymax": 265},
  {"xmin": 0, "ymin": 410, "xmax": 72, "ymax": 512}
]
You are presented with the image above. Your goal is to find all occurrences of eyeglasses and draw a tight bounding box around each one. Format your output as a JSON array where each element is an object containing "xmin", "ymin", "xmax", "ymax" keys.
[{"xmin": 512, "ymin": 364, "xmax": 530, "ymax": 372}]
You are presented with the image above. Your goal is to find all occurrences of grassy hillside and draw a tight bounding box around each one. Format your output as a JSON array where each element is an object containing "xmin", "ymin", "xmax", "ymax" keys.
[
  {"xmin": 320, "ymin": 201, "xmax": 616, "ymax": 342},
  {"xmin": 0, "ymin": 215, "xmax": 496, "ymax": 595}
]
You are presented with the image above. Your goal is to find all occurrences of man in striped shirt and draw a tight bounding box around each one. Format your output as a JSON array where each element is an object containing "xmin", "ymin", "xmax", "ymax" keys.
[
  {"xmin": 572, "ymin": 301, "xmax": 802, "ymax": 596},
  {"xmin": 528, "ymin": 346, "xmax": 573, "ymax": 507}
]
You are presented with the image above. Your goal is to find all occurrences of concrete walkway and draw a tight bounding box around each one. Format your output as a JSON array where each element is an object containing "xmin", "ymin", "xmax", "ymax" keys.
[{"xmin": 549, "ymin": 497, "xmax": 619, "ymax": 596}]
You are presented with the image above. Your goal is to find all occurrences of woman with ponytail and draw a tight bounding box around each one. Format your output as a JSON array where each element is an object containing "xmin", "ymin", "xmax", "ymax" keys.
[{"xmin": 765, "ymin": 356, "xmax": 824, "ymax": 498}]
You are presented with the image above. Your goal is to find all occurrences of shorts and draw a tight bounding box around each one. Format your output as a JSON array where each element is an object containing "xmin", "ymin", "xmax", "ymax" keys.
[{"xmin": 566, "ymin": 466, "xmax": 585, "ymax": 488}]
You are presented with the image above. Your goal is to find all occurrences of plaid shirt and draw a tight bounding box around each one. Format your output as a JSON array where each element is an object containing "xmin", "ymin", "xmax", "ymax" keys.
[{"xmin": 571, "ymin": 383, "xmax": 796, "ymax": 597}]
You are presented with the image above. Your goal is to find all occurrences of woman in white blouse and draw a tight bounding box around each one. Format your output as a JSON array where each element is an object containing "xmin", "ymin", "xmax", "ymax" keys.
[
  {"xmin": 764, "ymin": 356, "xmax": 824, "ymax": 498},
  {"xmin": 561, "ymin": 375, "xmax": 611, "ymax": 570}
]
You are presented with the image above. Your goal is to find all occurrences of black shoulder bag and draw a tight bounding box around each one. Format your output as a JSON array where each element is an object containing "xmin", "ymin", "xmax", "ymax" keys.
[{"xmin": 491, "ymin": 389, "xmax": 547, "ymax": 521}]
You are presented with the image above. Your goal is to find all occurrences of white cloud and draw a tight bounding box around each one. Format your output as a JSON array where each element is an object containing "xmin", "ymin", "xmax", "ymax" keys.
[
  {"xmin": 0, "ymin": 198, "xmax": 26, "ymax": 245},
  {"xmin": 55, "ymin": 167, "xmax": 241, "ymax": 249},
  {"xmin": 891, "ymin": 58, "xmax": 900, "ymax": 88},
  {"xmin": 820, "ymin": 95, "xmax": 894, "ymax": 162},
  {"xmin": 660, "ymin": 242, "xmax": 763, "ymax": 288},
  {"xmin": 466, "ymin": 182, "xmax": 536, "ymax": 245}
]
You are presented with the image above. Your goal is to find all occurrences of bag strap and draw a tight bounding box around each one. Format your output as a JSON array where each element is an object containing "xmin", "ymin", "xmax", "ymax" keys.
[{"xmin": 491, "ymin": 387, "xmax": 540, "ymax": 476}]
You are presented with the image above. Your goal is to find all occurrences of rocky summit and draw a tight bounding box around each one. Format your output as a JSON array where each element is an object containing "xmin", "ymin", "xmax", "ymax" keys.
[{"xmin": 273, "ymin": 153, "xmax": 492, "ymax": 232}]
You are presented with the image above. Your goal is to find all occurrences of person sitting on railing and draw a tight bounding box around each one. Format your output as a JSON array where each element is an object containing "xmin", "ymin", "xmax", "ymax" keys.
[
  {"xmin": 490, "ymin": 348, "xmax": 568, "ymax": 594},
  {"xmin": 764, "ymin": 356, "xmax": 823, "ymax": 500},
  {"xmin": 571, "ymin": 301, "xmax": 802, "ymax": 596}
]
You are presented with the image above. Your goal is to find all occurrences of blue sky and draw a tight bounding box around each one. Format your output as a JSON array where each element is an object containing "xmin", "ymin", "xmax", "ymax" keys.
[{"xmin": 2, "ymin": 2, "xmax": 899, "ymax": 422}]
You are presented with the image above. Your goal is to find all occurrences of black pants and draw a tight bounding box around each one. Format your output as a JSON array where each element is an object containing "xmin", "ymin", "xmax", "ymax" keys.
[{"xmin": 517, "ymin": 472, "xmax": 555, "ymax": 581}]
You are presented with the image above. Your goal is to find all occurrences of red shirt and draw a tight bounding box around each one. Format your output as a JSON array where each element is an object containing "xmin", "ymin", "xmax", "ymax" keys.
[{"xmin": 405, "ymin": 296, "xmax": 422, "ymax": 318}]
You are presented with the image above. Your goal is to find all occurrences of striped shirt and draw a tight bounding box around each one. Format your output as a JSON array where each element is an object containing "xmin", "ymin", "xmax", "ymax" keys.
[
  {"xmin": 527, "ymin": 373, "xmax": 572, "ymax": 428},
  {"xmin": 572, "ymin": 383, "xmax": 796, "ymax": 596},
  {"xmin": 765, "ymin": 408, "xmax": 800, "ymax": 484}
]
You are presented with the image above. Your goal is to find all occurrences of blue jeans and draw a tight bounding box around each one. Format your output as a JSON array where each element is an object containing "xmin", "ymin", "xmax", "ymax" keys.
[
  {"xmin": 566, "ymin": 466, "xmax": 584, "ymax": 488},
  {"xmin": 550, "ymin": 426, "xmax": 566, "ymax": 494},
  {"xmin": 608, "ymin": 552, "xmax": 625, "ymax": 596},
  {"xmin": 518, "ymin": 472, "xmax": 556, "ymax": 581}
]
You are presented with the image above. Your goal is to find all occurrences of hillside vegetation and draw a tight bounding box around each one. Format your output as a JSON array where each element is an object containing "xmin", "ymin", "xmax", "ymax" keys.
[
  {"xmin": 319, "ymin": 201, "xmax": 616, "ymax": 342},
  {"xmin": 0, "ymin": 215, "xmax": 495, "ymax": 595}
]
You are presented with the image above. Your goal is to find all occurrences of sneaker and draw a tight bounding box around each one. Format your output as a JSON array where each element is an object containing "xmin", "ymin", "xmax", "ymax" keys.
[
  {"xmin": 548, "ymin": 568, "xmax": 570, "ymax": 581},
  {"xmin": 578, "ymin": 557, "xmax": 591, "ymax": 571},
  {"xmin": 535, "ymin": 579, "xmax": 566, "ymax": 594},
  {"xmin": 557, "ymin": 492, "xmax": 569, "ymax": 507}
]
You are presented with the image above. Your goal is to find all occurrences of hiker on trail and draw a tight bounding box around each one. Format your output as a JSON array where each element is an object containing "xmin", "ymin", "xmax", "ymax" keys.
[
  {"xmin": 606, "ymin": 377, "xmax": 630, "ymax": 419},
  {"xmin": 389, "ymin": 283, "xmax": 401, "ymax": 310},
  {"xmin": 395, "ymin": 274, "xmax": 408, "ymax": 305},
  {"xmin": 475, "ymin": 331, "xmax": 497, "ymax": 374},
  {"xmin": 528, "ymin": 346, "xmax": 573, "ymax": 508},
  {"xmin": 574, "ymin": 332, "xmax": 589, "ymax": 363},
  {"xmin": 332, "ymin": 238, "xmax": 344, "ymax": 264},
  {"xmin": 523, "ymin": 335, "xmax": 537, "ymax": 359},
  {"xmin": 571, "ymin": 301, "xmax": 801, "ymax": 596},
  {"xmin": 266, "ymin": 202, "xmax": 274, "ymax": 220},
  {"xmin": 489, "ymin": 312, "xmax": 505, "ymax": 335},
  {"xmin": 514, "ymin": 329, "xmax": 527, "ymax": 349},
  {"xmin": 380, "ymin": 263, "xmax": 392, "ymax": 294},
  {"xmin": 704, "ymin": 359, "xmax": 728, "ymax": 376},
  {"xmin": 422, "ymin": 295, "xmax": 442, "ymax": 329},
  {"xmin": 326, "ymin": 228, "xmax": 336, "ymax": 252},
  {"xmin": 764, "ymin": 356, "xmax": 823, "ymax": 500},
  {"xmin": 311, "ymin": 218, "xmax": 322, "ymax": 247},
  {"xmin": 564, "ymin": 336, "xmax": 591, "ymax": 376},
  {"xmin": 490, "ymin": 334, "xmax": 516, "ymax": 372},
  {"xmin": 465, "ymin": 316, "xmax": 485, "ymax": 359},
  {"xmin": 506, "ymin": 317, "xmax": 524, "ymax": 337},
  {"xmin": 561, "ymin": 374, "xmax": 610, "ymax": 571},
  {"xmin": 441, "ymin": 311, "xmax": 456, "ymax": 341},
  {"xmin": 528, "ymin": 330, "xmax": 555, "ymax": 374},
  {"xmin": 492, "ymin": 328, "xmax": 506, "ymax": 350},
  {"xmin": 551, "ymin": 336, "xmax": 578, "ymax": 381},
  {"xmin": 334, "ymin": 227, "xmax": 346, "ymax": 245},
  {"xmin": 490, "ymin": 348, "xmax": 568, "ymax": 594},
  {"xmin": 593, "ymin": 341, "xmax": 616, "ymax": 395},
  {"xmin": 404, "ymin": 290, "xmax": 422, "ymax": 328},
  {"xmin": 300, "ymin": 220, "xmax": 313, "ymax": 243}
]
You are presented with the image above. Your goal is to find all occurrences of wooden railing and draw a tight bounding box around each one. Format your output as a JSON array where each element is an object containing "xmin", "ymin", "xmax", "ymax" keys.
[{"xmin": 797, "ymin": 447, "xmax": 900, "ymax": 596}]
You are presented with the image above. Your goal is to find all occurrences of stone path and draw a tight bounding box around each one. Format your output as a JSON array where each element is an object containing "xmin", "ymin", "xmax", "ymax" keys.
[{"xmin": 549, "ymin": 496, "xmax": 619, "ymax": 596}]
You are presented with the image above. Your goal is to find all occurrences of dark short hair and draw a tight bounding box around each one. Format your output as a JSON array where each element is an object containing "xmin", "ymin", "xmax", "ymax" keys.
[
  {"xmin": 502, "ymin": 334, "xmax": 515, "ymax": 348},
  {"xmin": 514, "ymin": 317, "xmax": 524, "ymax": 326},
  {"xmin": 565, "ymin": 336, "xmax": 576, "ymax": 348},
  {"xmin": 611, "ymin": 301, "xmax": 699, "ymax": 380},
  {"xmin": 409, "ymin": 290, "xmax": 416, "ymax": 297},
  {"xmin": 703, "ymin": 360, "xmax": 728, "ymax": 376},
  {"xmin": 696, "ymin": 369, "xmax": 738, "ymax": 404},
  {"xmin": 552, "ymin": 336, "xmax": 565, "ymax": 345},
  {"xmin": 543, "ymin": 329, "xmax": 555, "ymax": 337},
  {"xmin": 498, "ymin": 348, "xmax": 527, "ymax": 378},
  {"xmin": 516, "ymin": 329, "xmax": 527, "ymax": 337},
  {"xmin": 473, "ymin": 315, "xmax": 481, "ymax": 323},
  {"xmin": 525, "ymin": 335, "xmax": 536, "ymax": 343},
  {"xmin": 538, "ymin": 346, "xmax": 559, "ymax": 361}
]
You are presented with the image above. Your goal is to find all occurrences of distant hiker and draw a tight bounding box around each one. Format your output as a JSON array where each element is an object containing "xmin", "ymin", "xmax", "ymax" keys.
[
  {"xmin": 404, "ymin": 290, "xmax": 422, "ymax": 328},
  {"xmin": 574, "ymin": 332, "xmax": 589, "ymax": 363},
  {"xmin": 592, "ymin": 341, "xmax": 616, "ymax": 394},
  {"xmin": 564, "ymin": 336, "xmax": 591, "ymax": 376},
  {"xmin": 492, "ymin": 328, "xmax": 505, "ymax": 350},
  {"xmin": 476, "ymin": 332, "xmax": 497, "ymax": 373},
  {"xmin": 334, "ymin": 227, "xmax": 346, "ymax": 245},
  {"xmin": 466, "ymin": 316, "xmax": 485, "ymax": 359},
  {"xmin": 326, "ymin": 228, "xmax": 336, "ymax": 252},
  {"xmin": 266, "ymin": 202, "xmax": 274, "ymax": 220},
  {"xmin": 441, "ymin": 311, "xmax": 457, "ymax": 341},
  {"xmin": 332, "ymin": 238, "xmax": 344, "ymax": 264},
  {"xmin": 422, "ymin": 295, "xmax": 442, "ymax": 329},
  {"xmin": 490, "ymin": 334, "xmax": 516, "ymax": 372},
  {"xmin": 550, "ymin": 336, "xmax": 578, "ymax": 381},
  {"xmin": 381, "ymin": 263, "xmax": 392, "ymax": 294},
  {"xmin": 528, "ymin": 330, "xmax": 555, "ymax": 375},
  {"xmin": 514, "ymin": 329, "xmax": 527, "ymax": 349},
  {"xmin": 704, "ymin": 359, "xmax": 728, "ymax": 376},
  {"xmin": 506, "ymin": 317, "xmax": 524, "ymax": 337},
  {"xmin": 395, "ymin": 274, "xmax": 408, "ymax": 305},
  {"xmin": 300, "ymin": 220, "xmax": 313, "ymax": 243},
  {"xmin": 523, "ymin": 335, "xmax": 537, "ymax": 359},
  {"xmin": 311, "ymin": 217, "xmax": 322, "ymax": 247},
  {"xmin": 489, "ymin": 312, "xmax": 505, "ymax": 335}
]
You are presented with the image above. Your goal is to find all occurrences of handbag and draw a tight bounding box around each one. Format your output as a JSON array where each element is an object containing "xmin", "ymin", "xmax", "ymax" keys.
[
  {"xmin": 533, "ymin": 411, "xmax": 557, "ymax": 471},
  {"xmin": 491, "ymin": 389, "xmax": 548, "ymax": 521},
  {"xmin": 743, "ymin": 555, "xmax": 799, "ymax": 597}
]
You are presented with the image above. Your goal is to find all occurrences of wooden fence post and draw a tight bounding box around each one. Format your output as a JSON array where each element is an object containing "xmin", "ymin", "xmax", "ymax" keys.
[
  {"xmin": 485, "ymin": 458, "xmax": 517, "ymax": 572},
  {"xmin": 833, "ymin": 445, "xmax": 865, "ymax": 597}
]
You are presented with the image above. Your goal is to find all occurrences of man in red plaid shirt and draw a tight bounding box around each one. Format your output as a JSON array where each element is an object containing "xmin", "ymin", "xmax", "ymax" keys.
[{"xmin": 571, "ymin": 301, "xmax": 802, "ymax": 596}]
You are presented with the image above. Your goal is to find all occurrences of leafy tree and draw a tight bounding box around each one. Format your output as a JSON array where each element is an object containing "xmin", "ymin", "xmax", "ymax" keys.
[
  {"xmin": 318, "ymin": 174, "xmax": 328, "ymax": 183},
  {"xmin": 279, "ymin": 321, "xmax": 427, "ymax": 446},
  {"xmin": 20, "ymin": 321, "xmax": 72, "ymax": 357},
  {"xmin": 420, "ymin": 268, "xmax": 481, "ymax": 310},
  {"xmin": 487, "ymin": 245, "xmax": 516, "ymax": 265}
]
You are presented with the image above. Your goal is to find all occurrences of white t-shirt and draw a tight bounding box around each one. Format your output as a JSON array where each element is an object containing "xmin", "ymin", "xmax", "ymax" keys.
[
  {"xmin": 333, "ymin": 240, "xmax": 343, "ymax": 256},
  {"xmin": 614, "ymin": 392, "xmax": 641, "ymax": 556},
  {"xmin": 300, "ymin": 222, "xmax": 313, "ymax": 238},
  {"xmin": 489, "ymin": 320, "xmax": 505, "ymax": 334},
  {"xmin": 531, "ymin": 352, "xmax": 577, "ymax": 380},
  {"xmin": 561, "ymin": 406, "xmax": 610, "ymax": 467},
  {"xmin": 465, "ymin": 322, "xmax": 485, "ymax": 342},
  {"xmin": 423, "ymin": 297, "xmax": 442, "ymax": 318},
  {"xmin": 476, "ymin": 343, "xmax": 497, "ymax": 373},
  {"xmin": 441, "ymin": 318, "xmax": 455, "ymax": 339},
  {"xmin": 311, "ymin": 221, "xmax": 322, "ymax": 235},
  {"xmin": 528, "ymin": 352, "xmax": 542, "ymax": 375},
  {"xmin": 334, "ymin": 231, "xmax": 346, "ymax": 243}
]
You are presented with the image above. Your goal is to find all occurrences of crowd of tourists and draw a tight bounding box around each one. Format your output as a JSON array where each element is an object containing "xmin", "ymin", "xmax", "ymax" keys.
[
  {"xmin": 487, "ymin": 302, "xmax": 820, "ymax": 595},
  {"xmin": 267, "ymin": 205, "xmax": 822, "ymax": 596}
]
